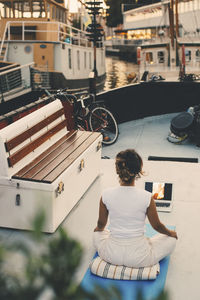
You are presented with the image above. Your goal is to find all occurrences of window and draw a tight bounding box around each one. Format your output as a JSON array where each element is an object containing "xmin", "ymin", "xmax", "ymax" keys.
[
  {"xmin": 68, "ymin": 49, "xmax": 72, "ymax": 69},
  {"xmin": 84, "ymin": 52, "xmax": 87, "ymax": 69},
  {"xmin": 47, "ymin": 4, "xmax": 50, "ymax": 19},
  {"xmin": 157, "ymin": 51, "xmax": 165, "ymax": 63},
  {"xmin": 101, "ymin": 50, "xmax": 104, "ymax": 66},
  {"xmin": 52, "ymin": 7, "xmax": 55, "ymax": 19},
  {"xmin": 185, "ymin": 49, "xmax": 191, "ymax": 62},
  {"xmin": 196, "ymin": 49, "xmax": 200, "ymax": 62},
  {"xmin": 146, "ymin": 52, "xmax": 153, "ymax": 64},
  {"xmin": 89, "ymin": 52, "xmax": 92, "ymax": 69},
  {"xmin": 77, "ymin": 50, "xmax": 80, "ymax": 70}
]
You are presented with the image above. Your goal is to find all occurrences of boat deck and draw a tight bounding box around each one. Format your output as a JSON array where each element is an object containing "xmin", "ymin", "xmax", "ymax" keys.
[{"xmin": 1, "ymin": 112, "xmax": 200, "ymax": 299}]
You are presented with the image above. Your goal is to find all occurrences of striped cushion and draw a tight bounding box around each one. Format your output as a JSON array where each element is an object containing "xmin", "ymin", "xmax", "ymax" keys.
[{"xmin": 90, "ymin": 256, "xmax": 160, "ymax": 280}]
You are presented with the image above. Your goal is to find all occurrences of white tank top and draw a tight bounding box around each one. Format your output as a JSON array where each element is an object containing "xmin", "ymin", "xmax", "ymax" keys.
[{"xmin": 102, "ymin": 186, "xmax": 151, "ymax": 239}]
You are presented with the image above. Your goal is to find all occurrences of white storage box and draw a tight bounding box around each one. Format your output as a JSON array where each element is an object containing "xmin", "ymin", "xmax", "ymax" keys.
[{"xmin": 0, "ymin": 100, "xmax": 102, "ymax": 233}]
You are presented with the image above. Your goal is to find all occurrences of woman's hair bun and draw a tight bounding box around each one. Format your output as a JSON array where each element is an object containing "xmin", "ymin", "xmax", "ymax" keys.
[{"xmin": 115, "ymin": 149, "xmax": 143, "ymax": 184}]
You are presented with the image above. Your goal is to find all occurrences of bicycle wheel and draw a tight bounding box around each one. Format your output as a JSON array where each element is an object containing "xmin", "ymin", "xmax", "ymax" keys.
[{"xmin": 89, "ymin": 106, "xmax": 119, "ymax": 145}]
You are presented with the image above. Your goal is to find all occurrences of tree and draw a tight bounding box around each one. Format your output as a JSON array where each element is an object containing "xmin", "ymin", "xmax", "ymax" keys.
[
  {"xmin": 105, "ymin": 0, "xmax": 124, "ymax": 27},
  {"xmin": 72, "ymin": 17, "xmax": 81, "ymax": 29}
]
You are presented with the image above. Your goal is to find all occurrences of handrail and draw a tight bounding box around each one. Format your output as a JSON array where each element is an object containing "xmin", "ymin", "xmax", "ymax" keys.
[
  {"xmin": 0, "ymin": 63, "xmax": 19, "ymax": 72},
  {"xmin": 0, "ymin": 62, "xmax": 34, "ymax": 102},
  {"xmin": 2, "ymin": 20, "xmax": 104, "ymax": 48},
  {"xmin": 0, "ymin": 62, "xmax": 34, "ymax": 77}
]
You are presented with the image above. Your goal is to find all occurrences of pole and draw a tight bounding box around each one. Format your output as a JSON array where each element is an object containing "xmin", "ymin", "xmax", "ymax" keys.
[
  {"xmin": 169, "ymin": 0, "xmax": 174, "ymax": 48},
  {"xmin": 93, "ymin": 0, "xmax": 97, "ymax": 77},
  {"xmin": 175, "ymin": 0, "xmax": 179, "ymax": 66},
  {"xmin": 86, "ymin": 0, "xmax": 103, "ymax": 95},
  {"xmin": 0, "ymin": 77, "xmax": 5, "ymax": 103},
  {"xmin": 175, "ymin": 0, "xmax": 179, "ymax": 38}
]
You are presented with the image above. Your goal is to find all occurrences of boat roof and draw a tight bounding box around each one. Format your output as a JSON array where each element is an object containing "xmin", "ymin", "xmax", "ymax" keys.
[{"xmin": 0, "ymin": 111, "xmax": 199, "ymax": 299}]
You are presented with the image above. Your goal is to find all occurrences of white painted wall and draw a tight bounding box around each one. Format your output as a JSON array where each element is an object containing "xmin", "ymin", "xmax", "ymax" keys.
[
  {"xmin": 7, "ymin": 41, "xmax": 105, "ymax": 82},
  {"xmin": 8, "ymin": 43, "xmax": 34, "ymax": 65},
  {"xmin": 123, "ymin": 0, "xmax": 200, "ymax": 35},
  {"xmin": 54, "ymin": 43, "xmax": 105, "ymax": 79}
]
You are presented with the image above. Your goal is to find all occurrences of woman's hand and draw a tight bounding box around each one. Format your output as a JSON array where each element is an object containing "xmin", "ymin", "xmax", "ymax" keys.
[
  {"xmin": 147, "ymin": 197, "xmax": 178, "ymax": 239},
  {"xmin": 94, "ymin": 226, "xmax": 103, "ymax": 232},
  {"xmin": 94, "ymin": 198, "xmax": 108, "ymax": 232},
  {"xmin": 168, "ymin": 230, "xmax": 178, "ymax": 239}
]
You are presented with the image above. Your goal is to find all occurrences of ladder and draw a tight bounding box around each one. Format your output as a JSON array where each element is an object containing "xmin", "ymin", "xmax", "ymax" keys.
[{"xmin": 0, "ymin": 23, "xmax": 9, "ymax": 62}]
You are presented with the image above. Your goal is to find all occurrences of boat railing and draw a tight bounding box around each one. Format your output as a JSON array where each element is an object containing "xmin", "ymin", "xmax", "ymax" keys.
[
  {"xmin": 0, "ymin": 62, "xmax": 34, "ymax": 103},
  {"xmin": 30, "ymin": 64, "xmax": 51, "ymax": 91},
  {"xmin": 178, "ymin": 36, "xmax": 200, "ymax": 44},
  {"xmin": 142, "ymin": 37, "xmax": 170, "ymax": 45},
  {"xmin": 1, "ymin": 20, "xmax": 103, "ymax": 48},
  {"xmin": 106, "ymin": 37, "xmax": 169, "ymax": 47},
  {"xmin": 106, "ymin": 38, "xmax": 143, "ymax": 47}
]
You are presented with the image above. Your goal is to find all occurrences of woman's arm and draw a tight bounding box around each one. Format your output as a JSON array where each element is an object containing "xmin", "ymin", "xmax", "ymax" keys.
[
  {"xmin": 147, "ymin": 196, "xmax": 178, "ymax": 239},
  {"xmin": 94, "ymin": 197, "xmax": 108, "ymax": 232}
]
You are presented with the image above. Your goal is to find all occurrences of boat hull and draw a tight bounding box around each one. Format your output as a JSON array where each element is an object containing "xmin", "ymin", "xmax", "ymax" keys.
[{"xmin": 97, "ymin": 81, "xmax": 200, "ymax": 123}]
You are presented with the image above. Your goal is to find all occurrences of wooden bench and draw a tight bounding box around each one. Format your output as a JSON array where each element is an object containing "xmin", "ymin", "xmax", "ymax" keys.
[{"xmin": 0, "ymin": 99, "xmax": 102, "ymax": 233}]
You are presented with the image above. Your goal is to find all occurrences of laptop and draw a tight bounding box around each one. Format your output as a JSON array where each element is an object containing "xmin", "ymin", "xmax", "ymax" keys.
[{"xmin": 145, "ymin": 182, "xmax": 173, "ymax": 212}]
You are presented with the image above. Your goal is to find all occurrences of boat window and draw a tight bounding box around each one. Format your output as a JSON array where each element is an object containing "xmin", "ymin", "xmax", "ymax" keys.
[
  {"xmin": 77, "ymin": 50, "xmax": 80, "ymax": 70},
  {"xmin": 89, "ymin": 52, "xmax": 92, "ymax": 69},
  {"xmin": 32, "ymin": 1, "xmax": 45, "ymax": 18},
  {"xmin": 185, "ymin": 49, "xmax": 191, "ymax": 62},
  {"xmin": 195, "ymin": 49, "xmax": 200, "ymax": 62},
  {"xmin": 68, "ymin": 49, "xmax": 72, "ymax": 69},
  {"xmin": 47, "ymin": 4, "xmax": 50, "ymax": 20},
  {"xmin": 56, "ymin": 8, "xmax": 59, "ymax": 20},
  {"xmin": 158, "ymin": 51, "xmax": 165, "ymax": 63},
  {"xmin": 146, "ymin": 52, "xmax": 153, "ymax": 64},
  {"xmin": 84, "ymin": 52, "xmax": 87, "ymax": 69},
  {"xmin": 52, "ymin": 6, "xmax": 55, "ymax": 19},
  {"xmin": 101, "ymin": 50, "xmax": 104, "ymax": 66},
  {"xmin": 24, "ymin": 2, "xmax": 31, "ymax": 18}
]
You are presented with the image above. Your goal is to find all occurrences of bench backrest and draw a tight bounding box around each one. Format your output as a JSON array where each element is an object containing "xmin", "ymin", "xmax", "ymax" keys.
[{"xmin": 0, "ymin": 99, "xmax": 68, "ymax": 178}]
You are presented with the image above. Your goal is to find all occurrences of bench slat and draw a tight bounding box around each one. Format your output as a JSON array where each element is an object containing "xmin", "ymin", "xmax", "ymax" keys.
[
  {"xmin": 13, "ymin": 130, "xmax": 78, "ymax": 178},
  {"xmin": 5, "ymin": 108, "xmax": 64, "ymax": 152},
  {"xmin": 8, "ymin": 119, "xmax": 67, "ymax": 167},
  {"xmin": 43, "ymin": 133, "xmax": 101, "ymax": 183},
  {"xmin": 17, "ymin": 131, "xmax": 85, "ymax": 179},
  {"xmin": 31, "ymin": 131, "xmax": 93, "ymax": 182}
]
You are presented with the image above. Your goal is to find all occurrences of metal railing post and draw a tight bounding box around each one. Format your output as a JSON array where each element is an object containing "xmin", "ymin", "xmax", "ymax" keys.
[
  {"xmin": 22, "ymin": 22, "xmax": 25, "ymax": 41},
  {"xmin": 0, "ymin": 77, "xmax": 5, "ymax": 103},
  {"xmin": 58, "ymin": 23, "xmax": 60, "ymax": 42},
  {"xmin": 8, "ymin": 23, "xmax": 10, "ymax": 40}
]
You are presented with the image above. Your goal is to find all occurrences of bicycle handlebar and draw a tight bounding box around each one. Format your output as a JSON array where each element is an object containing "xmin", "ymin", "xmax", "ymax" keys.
[{"xmin": 56, "ymin": 89, "xmax": 96, "ymax": 107}]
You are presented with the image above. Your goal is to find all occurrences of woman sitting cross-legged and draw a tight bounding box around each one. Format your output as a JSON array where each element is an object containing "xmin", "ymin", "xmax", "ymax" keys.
[{"xmin": 93, "ymin": 149, "xmax": 177, "ymax": 268}]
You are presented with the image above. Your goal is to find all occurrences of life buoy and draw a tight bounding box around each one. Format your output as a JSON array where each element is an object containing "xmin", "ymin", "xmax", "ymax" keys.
[
  {"xmin": 59, "ymin": 27, "xmax": 65, "ymax": 41},
  {"xmin": 137, "ymin": 47, "xmax": 141, "ymax": 65},
  {"xmin": 34, "ymin": 72, "xmax": 42, "ymax": 84}
]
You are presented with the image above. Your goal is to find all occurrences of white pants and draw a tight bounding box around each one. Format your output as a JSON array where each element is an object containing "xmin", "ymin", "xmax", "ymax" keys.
[{"xmin": 93, "ymin": 230, "xmax": 176, "ymax": 268}]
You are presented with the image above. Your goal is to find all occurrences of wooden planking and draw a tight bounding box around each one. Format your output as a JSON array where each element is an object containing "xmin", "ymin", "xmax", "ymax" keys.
[
  {"xmin": 43, "ymin": 133, "xmax": 101, "ymax": 183},
  {"xmin": 8, "ymin": 119, "xmax": 67, "ymax": 167},
  {"xmin": 13, "ymin": 130, "xmax": 78, "ymax": 178},
  {"xmin": 19, "ymin": 131, "xmax": 85, "ymax": 179},
  {"xmin": 5, "ymin": 108, "xmax": 64, "ymax": 152},
  {"xmin": 31, "ymin": 131, "xmax": 94, "ymax": 182}
]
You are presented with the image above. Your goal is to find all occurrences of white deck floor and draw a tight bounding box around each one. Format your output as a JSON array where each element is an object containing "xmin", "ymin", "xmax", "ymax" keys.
[{"xmin": 1, "ymin": 112, "xmax": 200, "ymax": 299}]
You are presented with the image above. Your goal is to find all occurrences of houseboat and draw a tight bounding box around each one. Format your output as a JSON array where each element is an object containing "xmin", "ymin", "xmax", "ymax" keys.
[
  {"xmin": 107, "ymin": 0, "xmax": 200, "ymax": 80},
  {"xmin": 0, "ymin": 0, "xmax": 106, "ymax": 104}
]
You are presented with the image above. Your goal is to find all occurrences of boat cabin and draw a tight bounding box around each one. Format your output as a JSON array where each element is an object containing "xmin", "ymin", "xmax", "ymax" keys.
[{"xmin": 0, "ymin": 0, "xmax": 106, "ymax": 95}]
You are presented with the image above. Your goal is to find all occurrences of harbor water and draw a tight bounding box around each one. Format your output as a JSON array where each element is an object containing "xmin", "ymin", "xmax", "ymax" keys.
[{"xmin": 104, "ymin": 56, "xmax": 139, "ymax": 90}]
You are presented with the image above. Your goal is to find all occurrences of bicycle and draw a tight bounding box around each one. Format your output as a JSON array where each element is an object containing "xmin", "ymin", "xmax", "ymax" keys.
[{"xmin": 55, "ymin": 89, "xmax": 119, "ymax": 145}]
